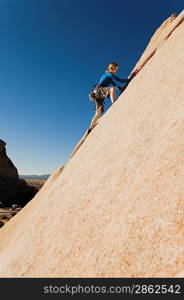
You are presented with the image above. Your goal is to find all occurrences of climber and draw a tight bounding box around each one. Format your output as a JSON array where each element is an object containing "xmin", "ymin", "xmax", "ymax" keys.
[{"xmin": 87, "ymin": 62, "xmax": 139, "ymax": 134}]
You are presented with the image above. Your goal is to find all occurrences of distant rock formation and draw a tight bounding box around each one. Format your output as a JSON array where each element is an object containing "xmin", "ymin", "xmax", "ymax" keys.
[
  {"xmin": 0, "ymin": 139, "xmax": 19, "ymax": 179},
  {"xmin": 0, "ymin": 11, "xmax": 184, "ymax": 277},
  {"xmin": 0, "ymin": 139, "xmax": 20, "ymax": 205},
  {"xmin": 0, "ymin": 139, "xmax": 47, "ymax": 207}
]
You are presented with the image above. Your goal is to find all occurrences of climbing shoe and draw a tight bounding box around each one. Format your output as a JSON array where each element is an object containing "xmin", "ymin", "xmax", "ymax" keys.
[{"xmin": 87, "ymin": 128, "xmax": 92, "ymax": 134}]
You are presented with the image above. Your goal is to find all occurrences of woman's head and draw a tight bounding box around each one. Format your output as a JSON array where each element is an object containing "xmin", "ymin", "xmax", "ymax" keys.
[{"xmin": 105, "ymin": 62, "xmax": 119, "ymax": 74}]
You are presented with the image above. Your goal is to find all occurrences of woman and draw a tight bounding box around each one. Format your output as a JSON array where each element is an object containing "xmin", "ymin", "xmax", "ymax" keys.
[{"xmin": 87, "ymin": 62, "xmax": 139, "ymax": 133}]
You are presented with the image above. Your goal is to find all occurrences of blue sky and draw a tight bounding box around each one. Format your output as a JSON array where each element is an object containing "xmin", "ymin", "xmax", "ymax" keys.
[{"xmin": 0, "ymin": 0, "xmax": 183, "ymax": 175}]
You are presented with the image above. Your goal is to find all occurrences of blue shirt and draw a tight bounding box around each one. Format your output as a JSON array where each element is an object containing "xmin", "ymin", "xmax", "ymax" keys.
[{"xmin": 98, "ymin": 72, "xmax": 130, "ymax": 88}]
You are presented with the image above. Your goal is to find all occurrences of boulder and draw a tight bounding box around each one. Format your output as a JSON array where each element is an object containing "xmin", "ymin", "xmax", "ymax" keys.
[{"xmin": 0, "ymin": 11, "xmax": 184, "ymax": 277}]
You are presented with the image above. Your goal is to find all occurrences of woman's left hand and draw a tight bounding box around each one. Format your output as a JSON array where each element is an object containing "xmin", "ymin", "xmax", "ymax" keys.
[{"xmin": 119, "ymin": 86, "xmax": 126, "ymax": 92}]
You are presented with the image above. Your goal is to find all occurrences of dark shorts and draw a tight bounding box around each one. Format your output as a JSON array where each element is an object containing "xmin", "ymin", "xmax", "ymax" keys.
[{"xmin": 91, "ymin": 85, "xmax": 111, "ymax": 113}]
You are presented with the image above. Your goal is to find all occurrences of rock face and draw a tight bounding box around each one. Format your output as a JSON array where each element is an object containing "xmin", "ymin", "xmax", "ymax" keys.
[
  {"xmin": 0, "ymin": 11, "xmax": 184, "ymax": 277},
  {"xmin": 0, "ymin": 140, "xmax": 19, "ymax": 179}
]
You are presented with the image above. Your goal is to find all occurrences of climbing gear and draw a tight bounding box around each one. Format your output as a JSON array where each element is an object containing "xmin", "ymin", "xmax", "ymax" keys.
[
  {"xmin": 88, "ymin": 84, "xmax": 111, "ymax": 102},
  {"xmin": 88, "ymin": 84, "xmax": 111, "ymax": 113}
]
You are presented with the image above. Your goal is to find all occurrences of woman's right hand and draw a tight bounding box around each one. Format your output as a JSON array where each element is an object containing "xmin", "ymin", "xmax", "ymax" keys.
[{"xmin": 129, "ymin": 68, "xmax": 140, "ymax": 79}]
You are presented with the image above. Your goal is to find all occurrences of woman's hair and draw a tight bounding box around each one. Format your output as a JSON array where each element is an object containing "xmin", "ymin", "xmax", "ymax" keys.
[{"xmin": 105, "ymin": 62, "xmax": 118, "ymax": 73}]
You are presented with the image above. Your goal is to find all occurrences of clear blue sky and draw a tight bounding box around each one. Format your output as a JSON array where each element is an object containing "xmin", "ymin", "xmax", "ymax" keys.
[{"xmin": 1, "ymin": 0, "xmax": 183, "ymax": 175}]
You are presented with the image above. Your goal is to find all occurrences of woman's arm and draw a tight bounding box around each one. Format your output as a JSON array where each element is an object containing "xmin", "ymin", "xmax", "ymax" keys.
[{"xmin": 111, "ymin": 74, "xmax": 131, "ymax": 84}]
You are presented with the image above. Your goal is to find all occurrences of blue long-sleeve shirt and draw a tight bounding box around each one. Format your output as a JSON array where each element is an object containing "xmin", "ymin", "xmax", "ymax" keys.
[{"xmin": 98, "ymin": 72, "xmax": 130, "ymax": 88}]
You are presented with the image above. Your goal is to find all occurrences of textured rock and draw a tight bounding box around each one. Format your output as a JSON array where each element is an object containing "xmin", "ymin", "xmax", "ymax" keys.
[
  {"xmin": 132, "ymin": 11, "xmax": 184, "ymax": 74},
  {"xmin": 147, "ymin": 13, "xmax": 177, "ymax": 45},
  {"xmin": 0, "ymin": 11, "xmax": 184, "ymax": 277}
]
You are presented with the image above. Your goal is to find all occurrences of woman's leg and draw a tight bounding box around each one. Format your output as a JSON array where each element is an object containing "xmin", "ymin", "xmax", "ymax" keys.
[
  {"xmin": 89, "ymin": 106, "xmax": 102, "ymax": 130},
  {"xmin": 109, "ymin": 87, "xmax": 117, "ymax": 103}
]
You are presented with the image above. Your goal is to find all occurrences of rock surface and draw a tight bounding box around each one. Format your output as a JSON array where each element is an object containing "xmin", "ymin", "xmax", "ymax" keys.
[{"xmin": 0, "ymin": 12, "xmax": 184, "ymax": 277}]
